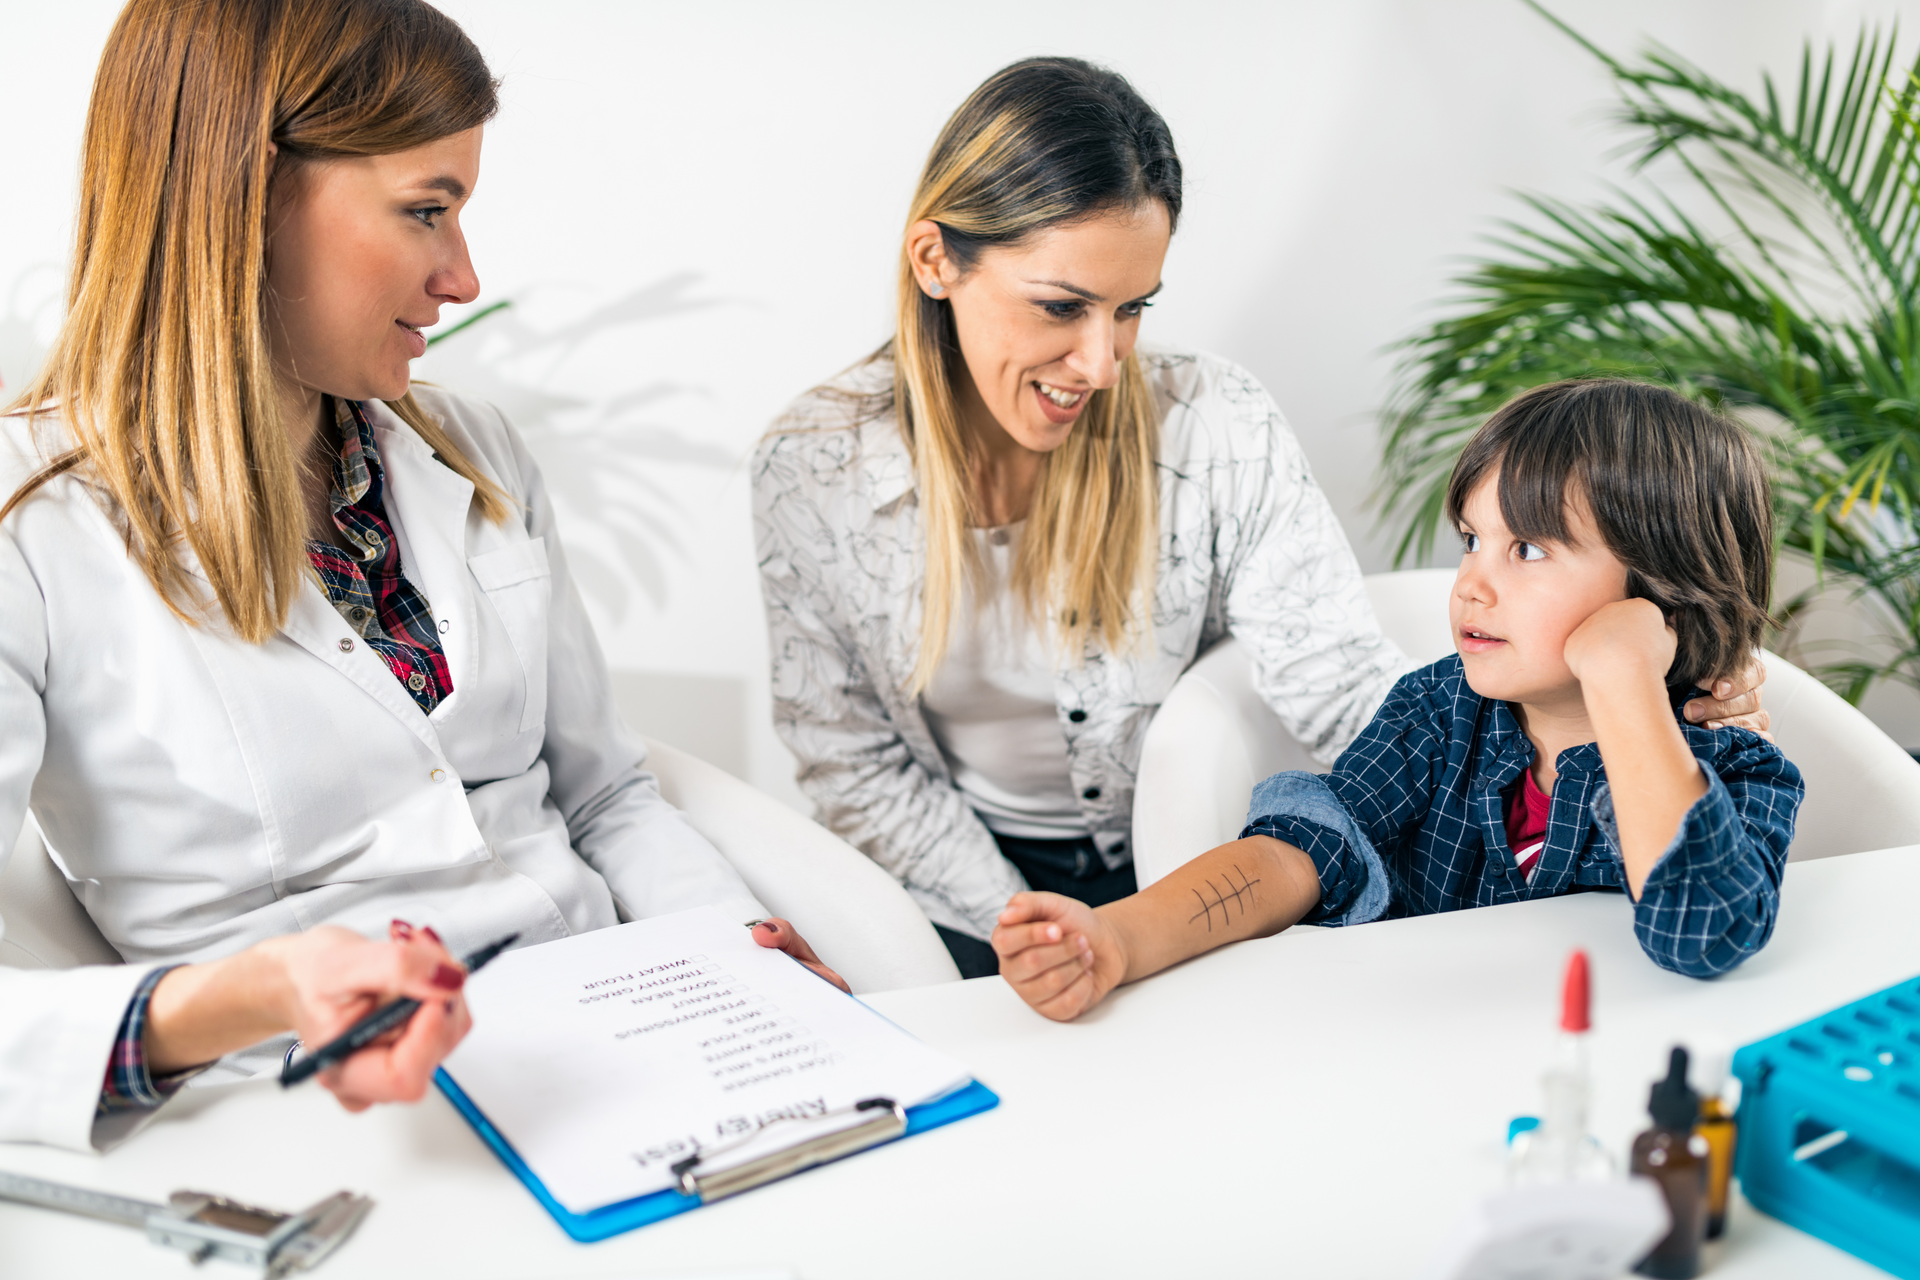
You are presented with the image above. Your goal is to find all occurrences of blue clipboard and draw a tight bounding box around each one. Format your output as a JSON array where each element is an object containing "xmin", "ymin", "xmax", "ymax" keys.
[{"xmin": 436, "ymin": 1068, "xmax": 1000, "ymax": 1242}]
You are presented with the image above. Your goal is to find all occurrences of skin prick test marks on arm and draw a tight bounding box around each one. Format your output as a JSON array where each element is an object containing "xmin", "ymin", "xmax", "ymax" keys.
[{"xmin": 1187, "ymin": 865, "xmax": 1264, "ymax": 933}]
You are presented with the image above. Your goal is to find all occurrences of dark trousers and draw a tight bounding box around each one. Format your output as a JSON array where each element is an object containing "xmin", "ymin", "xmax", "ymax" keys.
[{"xmin": 935, "ymin": 831, "xmax": 1138, "ymax": 980}]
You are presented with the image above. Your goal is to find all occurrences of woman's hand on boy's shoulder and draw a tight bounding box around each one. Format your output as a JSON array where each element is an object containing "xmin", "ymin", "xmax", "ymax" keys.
[
  {"xmin": 1681, "ymin": 656, "xmax": 1771, "ymax": 738},
  {"xmin": 992, "ymin": 892, "xmax": 1128, "ymax": 1021},
  {"xmin": 1564, "ymin": 598, "xmax": 1676, "ymax": 685}
]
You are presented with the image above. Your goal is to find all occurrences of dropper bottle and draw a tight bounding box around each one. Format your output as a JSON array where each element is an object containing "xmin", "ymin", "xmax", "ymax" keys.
[
  {"xmin": 1509, "ymin": 950, "xmax": 1613, "ymax": 1184},
  {"xmin": 1631, "ymin": 1046, "xmax": 1709, "ymax": 1278}
]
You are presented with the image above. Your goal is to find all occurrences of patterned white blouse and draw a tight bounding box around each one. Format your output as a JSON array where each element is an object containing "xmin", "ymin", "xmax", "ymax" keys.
[{"xmin": 751, "ymin": 349, "xmax": 1412, "ymax": 940}]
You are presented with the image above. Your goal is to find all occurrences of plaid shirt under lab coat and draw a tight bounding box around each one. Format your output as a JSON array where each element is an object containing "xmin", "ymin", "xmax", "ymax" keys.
[{"xmin": 1244, "ymin": 655, "xmax": 1805, "ymax": 978}]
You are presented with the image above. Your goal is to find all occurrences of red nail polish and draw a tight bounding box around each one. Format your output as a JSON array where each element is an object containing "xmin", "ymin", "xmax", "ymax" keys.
[
  {"xmin": 391, "ymin": 918, "xmax": 414, "ymax": 937},
  {"xmin": 421, "ymin": 925, "xmax": 444, "ymax": 946},
  {"xmin": 431, "ymin": 963, "xmax": 465, "ymax": 991},
  {"xmin": 758, "ymin": 921, "xmax": 779, "ymax": 934}
]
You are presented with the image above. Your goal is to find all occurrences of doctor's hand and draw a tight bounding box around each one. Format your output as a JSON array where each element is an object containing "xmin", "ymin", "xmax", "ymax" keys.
[
  {"xmin": 992, "ymin": 891, "xmax": 1128, "ymax": 1022},
  {"xmin": 144, "ymin": 921, "xmax": 473, "ymax": 1113},
  {"xmin": 282, "ymin": 921, "xmax": 475, "ymax": 1112},
  {"xmin": 750, "ymin": 918, "xmax": 850, "ymax": 993}
]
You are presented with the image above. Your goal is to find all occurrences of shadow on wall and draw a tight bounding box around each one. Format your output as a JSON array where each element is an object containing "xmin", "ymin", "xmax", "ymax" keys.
[
  {"xmin": 6, "ymin": 270, "xmax": 740, "ymax": 621},
  {"xmin": 608, "ymin": 670, "xmax": 747, "ymax": 779},
  {"xmin": 0, "ymin": 266, "xmax": 62, "ymax": 397},
  {"xmin": 413, "ymin": 273, "xmax": 738, "ymax": 622},
  {"xmin": 416, "ymin": 276, "xmax": 755, "ymax": 775},
  {"xmin": 3, "ymin": 265, "xmax": 755, "ymax": 775}
]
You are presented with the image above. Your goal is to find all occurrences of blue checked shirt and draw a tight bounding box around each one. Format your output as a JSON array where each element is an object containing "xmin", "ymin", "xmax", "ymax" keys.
[{"xmin": 1243, "ymin": 655, "xmax": 1804, "ymax": 978}]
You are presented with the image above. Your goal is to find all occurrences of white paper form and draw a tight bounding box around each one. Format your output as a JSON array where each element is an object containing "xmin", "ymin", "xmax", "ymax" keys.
[{"xmin": 441, "ymin": 907, "xmax": 973, "ymax": 1214}]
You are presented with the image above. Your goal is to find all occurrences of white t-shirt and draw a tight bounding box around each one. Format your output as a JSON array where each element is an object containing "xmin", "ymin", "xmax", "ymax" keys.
[{"xmin": 919, "ymin": 524, "xmax": 1087, "ymax": 840}]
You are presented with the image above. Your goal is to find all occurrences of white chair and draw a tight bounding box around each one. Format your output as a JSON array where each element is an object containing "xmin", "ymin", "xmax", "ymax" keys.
[
  {"xmin": 637, "ymin": 738, "xmax": 959, "ymax": 991},
  {"xmin": 1132, "ymin": 569, "xmax": 1920, "ymax": 887},
  {"xmin": 0, "ymin": 819, "xmax": 120, "ymax": 970},
  {"xmin": 0, "ymin": 741, "xmax": 960, "ymax": 995}
]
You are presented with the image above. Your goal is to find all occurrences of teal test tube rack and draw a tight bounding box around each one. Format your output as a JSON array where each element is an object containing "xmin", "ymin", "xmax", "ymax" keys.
[{"xmin": 1733, "ymin": 973, "xmax": 1920, "ymax": 1279}]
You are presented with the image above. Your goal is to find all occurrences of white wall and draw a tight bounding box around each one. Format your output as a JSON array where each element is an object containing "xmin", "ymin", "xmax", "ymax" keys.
[{"xmin": 3, "ymin": 0, "xmax": 1915, "ymax": 807}]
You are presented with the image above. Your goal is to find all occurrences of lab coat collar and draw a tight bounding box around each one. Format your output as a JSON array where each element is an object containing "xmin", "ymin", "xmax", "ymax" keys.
[
  {"xmin": 362, "ymin": 398, "xmax": 481, "ymax": 720},
  {"xmin": 89, "ymin": 398, "xmax": 481, "ymax": 752},
  {"xmin": 277, "ymin": 578, "xmax": 443, "ymax": 752},
  {"xmin": 273, "ymin": 399, "xmax": 479, "ymax": 755}
]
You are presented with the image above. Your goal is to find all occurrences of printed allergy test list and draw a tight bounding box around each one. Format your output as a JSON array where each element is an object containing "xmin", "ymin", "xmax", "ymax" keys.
[{"xmin": 440, "ymin": 907, "xmax": 973, "ymax": 1214}]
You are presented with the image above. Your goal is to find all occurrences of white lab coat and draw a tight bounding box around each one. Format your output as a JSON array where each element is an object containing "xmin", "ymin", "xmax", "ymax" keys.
[{"xmin": 0, "ymin": 388, "xmax": 764, "ymax": 1151}]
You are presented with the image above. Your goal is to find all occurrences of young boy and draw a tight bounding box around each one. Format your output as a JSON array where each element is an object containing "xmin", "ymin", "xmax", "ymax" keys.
[{"xmin": 993, "ymin": 379, "xmax": 1804, "ymax": 1021}]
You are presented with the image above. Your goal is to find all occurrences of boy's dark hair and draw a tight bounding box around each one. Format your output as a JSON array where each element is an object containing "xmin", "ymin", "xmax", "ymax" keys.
[{"xmin": 1442, "ymin": 379, "xmax": 1773, "ymax": 691}]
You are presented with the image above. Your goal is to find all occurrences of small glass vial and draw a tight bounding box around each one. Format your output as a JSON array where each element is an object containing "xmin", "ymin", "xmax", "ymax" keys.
[
  {"xmin": 1632, "ymin": 1046, "xmax": 1709, "ymax": 1279},
  {"xmin": 1689, "ymin": 1038, "xmax": 1740, "ymax": 1239}
]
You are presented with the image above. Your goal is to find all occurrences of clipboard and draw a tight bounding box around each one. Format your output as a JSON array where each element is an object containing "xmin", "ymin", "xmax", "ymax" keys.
[{"xmin": 436, "ymin": 1069, "xmax": 999, "ymax": 1242}]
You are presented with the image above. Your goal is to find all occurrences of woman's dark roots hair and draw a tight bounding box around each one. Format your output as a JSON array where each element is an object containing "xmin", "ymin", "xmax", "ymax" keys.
[{"xmin": 927, "ymin": 56, "xmax": 1182, "ymax": 273}]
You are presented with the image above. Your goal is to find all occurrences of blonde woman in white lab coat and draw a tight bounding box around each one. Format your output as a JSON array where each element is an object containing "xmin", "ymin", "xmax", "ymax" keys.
[{"xmin": 0, "ymin": 0, "xmax": 839, "ymax": 1153}]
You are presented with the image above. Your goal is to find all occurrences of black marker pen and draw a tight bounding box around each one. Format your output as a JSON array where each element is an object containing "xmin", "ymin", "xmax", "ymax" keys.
[{"xmin": 280, "ymin": 932, "xmax": 518, "ymax": 1087}]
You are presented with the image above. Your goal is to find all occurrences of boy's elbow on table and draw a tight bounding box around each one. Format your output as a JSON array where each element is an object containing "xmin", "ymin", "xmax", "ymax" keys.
[
  {"xmin": 1635, "ymin": 905, "xmax": 1780, "ymax": 980},
  {"xmin": 1630, "ymin": 843, "xmax": 1786, "ymax": 980}
]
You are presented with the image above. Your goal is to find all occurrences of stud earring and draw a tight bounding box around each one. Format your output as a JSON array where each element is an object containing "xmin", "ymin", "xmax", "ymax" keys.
[{"xmin": 928, "ymin": 281, "xmax": 945, "ymax": 297}]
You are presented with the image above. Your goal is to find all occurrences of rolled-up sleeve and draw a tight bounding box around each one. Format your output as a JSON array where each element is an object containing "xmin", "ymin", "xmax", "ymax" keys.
[
  {"xmin": 1594, "ymin": 737, "xmax": 1802, "ymax": 978},
  {"xmin": 1243, "ymin": 773, "xmax": 1390, "ymax": 925},
  {"xmin": 1240, "ymin": 672, "xmax": 1447, "ymax": 924}
]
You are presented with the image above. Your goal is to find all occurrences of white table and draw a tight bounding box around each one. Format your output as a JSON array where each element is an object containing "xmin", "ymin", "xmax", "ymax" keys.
[{"xmin": 4, "ymin": 845, "xmax": 1917, "ymax": 1280}]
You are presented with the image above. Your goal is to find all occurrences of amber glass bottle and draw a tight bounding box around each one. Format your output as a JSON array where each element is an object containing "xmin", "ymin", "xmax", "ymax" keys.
[
  {"xmin": 1632, "ymin": 1047, "xmax": 1709, "ymax": 1279},
  {"xmin": 1696, "ymin": 1092, "xmax": 1737, "ymax": 1239}
]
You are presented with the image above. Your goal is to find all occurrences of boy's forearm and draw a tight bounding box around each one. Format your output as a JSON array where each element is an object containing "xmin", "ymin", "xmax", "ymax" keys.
[
  {"xmin": 1097, "ymin": 836, "xmax": 1321, "ymax": 984},
  {"xmin": 1584, "ymin": 659, "xmax": 1708, "ymax": 898}
]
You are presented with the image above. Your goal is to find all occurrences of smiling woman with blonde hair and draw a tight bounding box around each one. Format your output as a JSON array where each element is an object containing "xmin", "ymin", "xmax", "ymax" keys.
[
  {"xmin": 752, "ymin": 57, "xmax": 1771, "ymax": 979},
  {"xmin": 0, "ymin": 0, "xmax": 838, "ymax": 1151}
]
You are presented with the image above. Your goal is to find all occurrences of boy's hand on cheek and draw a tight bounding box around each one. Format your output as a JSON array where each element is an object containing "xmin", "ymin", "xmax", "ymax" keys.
[
  {"xmin": 991, "ymin": 891, "xmax": 1128, "ymax": 1021},
  {"xmin": 1563, "ymin": 598, "xmax": 1676, "ymax": 686}
]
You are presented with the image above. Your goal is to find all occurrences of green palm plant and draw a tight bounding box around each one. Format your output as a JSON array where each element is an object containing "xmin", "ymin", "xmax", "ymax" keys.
[{"xmin": 1378, "ymin": 3, "xmax": 1920, "ymax": 703}]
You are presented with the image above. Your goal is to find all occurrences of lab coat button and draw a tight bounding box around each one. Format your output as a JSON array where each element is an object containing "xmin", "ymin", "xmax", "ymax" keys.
[
  {"xmin": 337, "ymin": 638, "xmax": 354, "ymax": 653},
  {"xmin": 438, "ymin": 619, "xmax": 450, "ymax": 633},
  {"xmin": 430, "ymin": 768, "xmax": 446, "ymax": 783}
]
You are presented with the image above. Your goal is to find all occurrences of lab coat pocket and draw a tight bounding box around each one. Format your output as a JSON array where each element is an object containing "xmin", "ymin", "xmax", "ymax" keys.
[{"xmin": 469, "ymin": 537, "xmax": 552, "ymax": 734}]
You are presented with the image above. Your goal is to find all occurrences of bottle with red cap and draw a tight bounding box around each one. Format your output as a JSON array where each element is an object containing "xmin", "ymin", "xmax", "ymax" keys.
[{"xmin": 1510, "ymin": 949, "xmax": 1615, "ymax": 1184}]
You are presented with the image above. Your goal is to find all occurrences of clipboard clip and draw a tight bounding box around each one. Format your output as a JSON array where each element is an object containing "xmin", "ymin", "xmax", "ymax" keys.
[{"xmin": 670, "ymin": 1096, "xmax": 907, "ymax": 1203}]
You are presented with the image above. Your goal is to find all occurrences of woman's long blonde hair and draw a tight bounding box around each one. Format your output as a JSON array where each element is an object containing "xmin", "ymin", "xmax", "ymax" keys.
[
  {"xmin": 1, "ymin": 0, "xmax": 509, "ymax": 644},
  {"xmin": 894, "ymin": 58, "xmax": 1181, "ymax": 692}
]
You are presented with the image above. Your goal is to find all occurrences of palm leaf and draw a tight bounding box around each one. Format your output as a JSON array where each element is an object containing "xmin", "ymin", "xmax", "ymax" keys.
[{"xmin": 1380, "ymin": 5, "xmax": 1920, "ymax": 701}]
